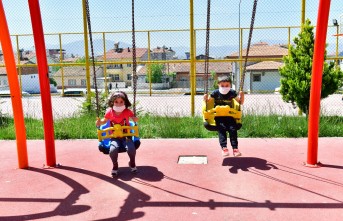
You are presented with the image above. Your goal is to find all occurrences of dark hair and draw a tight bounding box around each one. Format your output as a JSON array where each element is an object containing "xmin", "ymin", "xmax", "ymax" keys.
[
  {"xmin": 107, "ymin": 91, "xmax": 132, "ymax": 108},
  {"xmin": 217, "ymin": 76, "xmax": 232, "ymax": 84}
]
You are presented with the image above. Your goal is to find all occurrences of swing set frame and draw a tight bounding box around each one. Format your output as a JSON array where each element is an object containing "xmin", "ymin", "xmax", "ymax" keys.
[{"xmin": 0, "ymin": 0, "xmax": 332, "ymax": 168}]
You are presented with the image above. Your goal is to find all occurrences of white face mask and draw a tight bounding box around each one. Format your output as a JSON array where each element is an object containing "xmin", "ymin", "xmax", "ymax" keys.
[
  {"xmin": 219, "ymin": 87, "xmax": 231, "ymax": 95},
  {"xmin": 113, "ymin": 105, "xmax": 126, "ymax": 113}
]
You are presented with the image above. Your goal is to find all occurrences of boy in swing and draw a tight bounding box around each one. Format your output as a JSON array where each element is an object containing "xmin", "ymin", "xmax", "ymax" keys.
[{"xmin": 203, "ymin": 76, "xmax": 244, "ymax": 157}]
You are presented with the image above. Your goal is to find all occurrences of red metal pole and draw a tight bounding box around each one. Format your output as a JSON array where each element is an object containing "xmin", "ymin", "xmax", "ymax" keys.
[
  {"xmin": 0, "ymin": 0, "xmax": 28, "ymax": 169},
  {"xmin": 28, "ymin": 0, "xmax": 56, "ymax": 167},
  {"xmin": 307, "ymin": 0, "xmax": 331, "ymax": 166}
]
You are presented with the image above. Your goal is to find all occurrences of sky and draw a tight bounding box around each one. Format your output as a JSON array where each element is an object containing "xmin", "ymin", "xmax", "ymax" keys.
[{"xmin": 1, "ymin": 0, "xmax": 343, "ymax": 56}]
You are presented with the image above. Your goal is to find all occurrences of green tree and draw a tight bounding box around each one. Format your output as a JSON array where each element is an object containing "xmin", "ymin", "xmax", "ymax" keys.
[
  {"xmin": 49, "ymin": 77, "xmax": 57, "ymax": 87},
  {"xmin": 146, "ymin": 64, "xmax": 164, "ymax": 83},
  {"xmin": 279, "ymin": 19, "xmax": 343, "ymax": 115},
  {"xmin": 211, "ymin": 71, "xmax": 218, "ymax": 90}
]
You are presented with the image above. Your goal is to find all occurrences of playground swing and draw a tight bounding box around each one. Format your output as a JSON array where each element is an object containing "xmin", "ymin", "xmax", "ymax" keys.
[
  {"xmin": 84, "ymin": 0, "xmax": 140, "ymax": 154},
  {"xmin": 202, "ymin": 0, "xmax": 258, "ymax": 131}
]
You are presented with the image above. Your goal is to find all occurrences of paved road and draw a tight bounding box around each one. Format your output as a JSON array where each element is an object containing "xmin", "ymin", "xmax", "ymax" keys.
[{"xmin": 0, "ymin": 93, "xmax": 342, "ymax": 119}]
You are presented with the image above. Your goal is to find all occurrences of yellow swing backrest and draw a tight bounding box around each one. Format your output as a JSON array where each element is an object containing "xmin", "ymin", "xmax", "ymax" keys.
[
  {"xmin": 202, "ymin": 99, "xmax": 242, "ymax": 126},
  {"xmin": 97, "ymin": 123, "xmax": 139, "ymax": 141}
]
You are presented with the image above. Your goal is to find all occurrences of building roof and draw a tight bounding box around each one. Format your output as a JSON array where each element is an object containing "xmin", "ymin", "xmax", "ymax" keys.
[
  {"xmin": 98, "ymin": 47, "xmax": 148, "ymax": 60},
  {"xmin": 63, "ymin": 57, "xmax": 81, "ymax": 63},
  {"xmin": 226, "ymin": 42, "xmax": 289, "ymax": 58},
  {"xmin": 246, "ymin": 61, "xmax": 284, "ymax": 71},
  {"xmin": 171, "ymin": 62, "xmax": 232, "ymax": 73}
]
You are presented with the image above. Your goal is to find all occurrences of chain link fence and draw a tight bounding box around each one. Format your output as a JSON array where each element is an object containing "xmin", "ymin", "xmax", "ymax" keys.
[{"xmin": 1, "ymin": 0, "xmax": 343, "ymax": 119}]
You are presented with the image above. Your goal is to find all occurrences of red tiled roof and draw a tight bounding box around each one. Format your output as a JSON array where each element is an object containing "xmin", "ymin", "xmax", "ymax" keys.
[
  {"xmin": 246, "ymin": 61, "xmax": 284, "ymax": 71},
  {"xmin": 99, "ymin": 48, "xmax": 148, "ymax": 60},
  {"xmin": 226, "ymin": 42, "xmax": 289, "ymax": 58},
  {"xmin": 170, "ymin": 62, "xmax": 232, "ymax": 73}
]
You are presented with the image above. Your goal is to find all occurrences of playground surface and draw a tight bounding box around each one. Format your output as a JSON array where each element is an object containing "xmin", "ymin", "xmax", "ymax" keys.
[{"xmin": 1, "ymin": 138, "xmax": 343, "ymax": 221}]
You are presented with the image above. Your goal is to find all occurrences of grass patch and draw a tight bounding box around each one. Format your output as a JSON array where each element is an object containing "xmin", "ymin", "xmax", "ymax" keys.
[{"xmin": 0, "ymin": 114, "xmax": 342, "ymax": 139}]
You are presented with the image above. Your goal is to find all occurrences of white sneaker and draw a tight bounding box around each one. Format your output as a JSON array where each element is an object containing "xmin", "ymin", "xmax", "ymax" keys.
[{"xmin": 222, "ymin": 147, "xmax": 230, "ymax": 157}]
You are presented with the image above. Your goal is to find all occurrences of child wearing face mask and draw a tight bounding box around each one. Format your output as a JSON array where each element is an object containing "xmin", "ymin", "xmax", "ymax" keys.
[
  {"xmin": 203, "ymin": 76, "xmax": 244, "ymax": 157},
  {"xmin": 96, "ymin": 91, "xmax": 139, "ymax": 177}
]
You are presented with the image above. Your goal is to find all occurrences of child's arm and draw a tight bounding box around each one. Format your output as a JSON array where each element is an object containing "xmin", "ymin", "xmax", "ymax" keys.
[
  {"xmin": 130, "ymin": 116, "xmax": 139, "ymax": 122},
  {"xmin": 95, "ymin": 117, "xmax": 108, "ymax": 127},
  {"xmin": 203, "ymin": 94, "xmax": 213, "ymax": 102},
  {"xmin": 235, "ymin": 91, "xmax": 245, "ymax": 105}
]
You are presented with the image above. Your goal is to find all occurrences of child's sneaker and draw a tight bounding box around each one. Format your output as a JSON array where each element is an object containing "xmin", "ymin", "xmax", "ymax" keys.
[
  {"xmin": 111, "ymin": 163, "xmax": 119, "ymax": 177},
  {"xmin": 111, "ymin": 170, "xmax": 118, "ymax": 177},
  {"xmin": 222, "ymin": 147, "xmax": 230, "ymax": 157},
  {"xmin": 128, "ymin": 161, "xmax": 138, "ymax": 173},
  {"xmin": 233, "ymin": 149, "xmax": 242, "ymax": 157}
]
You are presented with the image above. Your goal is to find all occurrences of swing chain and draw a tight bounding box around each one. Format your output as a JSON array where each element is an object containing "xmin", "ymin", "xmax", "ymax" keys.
[
  {"xmin": 85, "ymin": 0, "xmax": 100, "ymax": 116},
  {"xmin": 239, "ymin": 0, "xmax": 258, "ymax": 92},
  {"xmin": 204, "ymin": 0, "xmax": 211, "ymax": 96},
  {"xmin": 131, "ymin": 0, "xmax": 137, "ymax": 116}
]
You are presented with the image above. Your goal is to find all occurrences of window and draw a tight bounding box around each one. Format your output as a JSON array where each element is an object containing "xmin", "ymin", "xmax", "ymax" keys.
[
  {"xmin": 253, "ymin": 74, "xmax": 261, "ymax": 82},
  {"xmin": 127, "ymin": 74, "xmax": 132, "ymax": 80},
  {"xmin": 68, "ymin": 79, "xmax": 77, "ymax": 86},
  {"xmin": 127, "ymin": 64, "xmax": 132, "ymax": 67},
  {"xmin": 114, "ymin": 74, "xmax": 120, "ymax": 81},
  {"xmin": 81, "ymin": 79, "xmax": 86, "ymax": 86},
  {"xmin": 3, "ymin": 80, "xmax": 7, "ymax": 85}
]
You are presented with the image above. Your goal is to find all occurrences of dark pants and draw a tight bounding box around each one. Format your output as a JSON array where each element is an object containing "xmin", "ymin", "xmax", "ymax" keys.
[
  {"xmin": 109, "ymin": 138, "xmax": 136, "ymax": 168},
  {"xmin": 215, "ymin": 117, "xmax": 238, "ymax": 149}
]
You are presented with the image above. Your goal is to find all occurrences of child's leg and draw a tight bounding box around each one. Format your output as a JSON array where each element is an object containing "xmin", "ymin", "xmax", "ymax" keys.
[
  {"xmin": 228, "ymin": 125, "xmax": 238, "ymax": 149},
  {"xmin": 109, "ymin": 139, "xmax": 124, "ymax": 170},
  {"xmin": 125, "ymin": 139, "xmax": 136, "ymax": 168},
  {"xmin": 215, "ymin": 117, "xmax": 228, "ymax": 149},
  {"xmin": 218, "ymin": 129, "xmax": 227, "ymax": 148}
]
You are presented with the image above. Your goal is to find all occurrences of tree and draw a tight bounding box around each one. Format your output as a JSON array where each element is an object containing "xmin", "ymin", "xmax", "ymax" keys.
[
  {"xmin": 279, "ymin": 19, "xmax": 343, "ymax": 116},
  {"xmin": 146, "ymin": 64, "xmax": 164, "ymax": 83}
]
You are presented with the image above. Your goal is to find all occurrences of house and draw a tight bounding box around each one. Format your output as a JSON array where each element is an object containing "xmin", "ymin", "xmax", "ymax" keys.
[
  {"xmin": 97, "ymin": 42, "xmax": 149, "ymax": 87},
  {"xmin": 151, "ymin": 45, "xmax": 176, "ymax": 60},
  {"xmin": 0, "ymin": 49, "xmax": 63, "ymax": 93},
  {"xmin": 225, "ymin": 42, "xmax": 288, "ymax": 92},
  {"xmin": 168, "ymin": 61, "xmax": 232, "ymax": 88},
  {"xmin": 53, "ymin": 66, "xmax": 103, "ymax": 89}
]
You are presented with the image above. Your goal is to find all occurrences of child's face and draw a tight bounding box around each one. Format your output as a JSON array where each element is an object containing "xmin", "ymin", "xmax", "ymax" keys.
[
  {"xmin": 113, "ymin": 97, "xmax": 125, "ymax": 107},
  {"xmin": 218, "ymin": 81, "xmax": 231, "ymax": 88}
]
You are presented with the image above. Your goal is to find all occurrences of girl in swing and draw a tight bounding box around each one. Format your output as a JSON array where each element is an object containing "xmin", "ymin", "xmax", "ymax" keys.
[
  {"xmin": 96, "ymin": 91, "xmax": 139, "ymax": 177},
  {"xmin": 203, "ymin": 76, "xmax": 244, "ymax": 157}
]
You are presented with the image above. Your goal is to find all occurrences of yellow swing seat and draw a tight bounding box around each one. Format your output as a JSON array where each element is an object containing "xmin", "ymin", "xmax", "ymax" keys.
[
  {"xmin": 97, "ymin": 123, "xmax": 139, "ymax": 141},
  {"xmin": 202, "ymin": 98, "xmax": 242, "ymax": 131}
]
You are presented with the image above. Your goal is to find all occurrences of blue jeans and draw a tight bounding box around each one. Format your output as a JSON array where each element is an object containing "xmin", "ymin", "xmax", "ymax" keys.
[{"xmin": 109, "ymin": 138, "xmax": 136, "ymax": 168}]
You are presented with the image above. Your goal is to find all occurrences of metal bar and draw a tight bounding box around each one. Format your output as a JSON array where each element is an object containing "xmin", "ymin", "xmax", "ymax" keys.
[
  {"xmin": 190, "ymin": 0, "xmax": 195, "ymax": 116},
  {"xmin": 307, "ymin": 0, "xmax": 331, "ymax": 167},
  {"xmin": 147, "ymin": 31, "xmax": 152, "ymax": 96},
  {"xmin": 103, "ymin": 32, "xmax": 108, "ymax": 94},
  {"xmin": 0, "ymin": 0, "xmax": 28, "ymax": 169},
  {"xmin": 82, "ymin": 0, "xmax": 91, "ymax": 102},
  {"xmin": 28, "ymin": 0, "xmax": 56, "ymax": 167},
  {"xmin": 15, "ymin": 35, "xmax": 23, "ymax": 92},
  {"xmin": 59, "ymin": 33, "xmax": 65, "ymax": 96}
]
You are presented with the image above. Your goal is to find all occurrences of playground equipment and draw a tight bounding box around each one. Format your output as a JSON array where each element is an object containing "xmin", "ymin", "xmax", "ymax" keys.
[
  {"xmin": 0, "ymin": 0, "xmax": 333, "ymax": 168},
  {"xmin": 84, "ymin": 0, "xmax": 140, "ymax": 147},
  {"xmin": 202, "ymin": 0, "xmax": 258, "ymax": 131}
]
